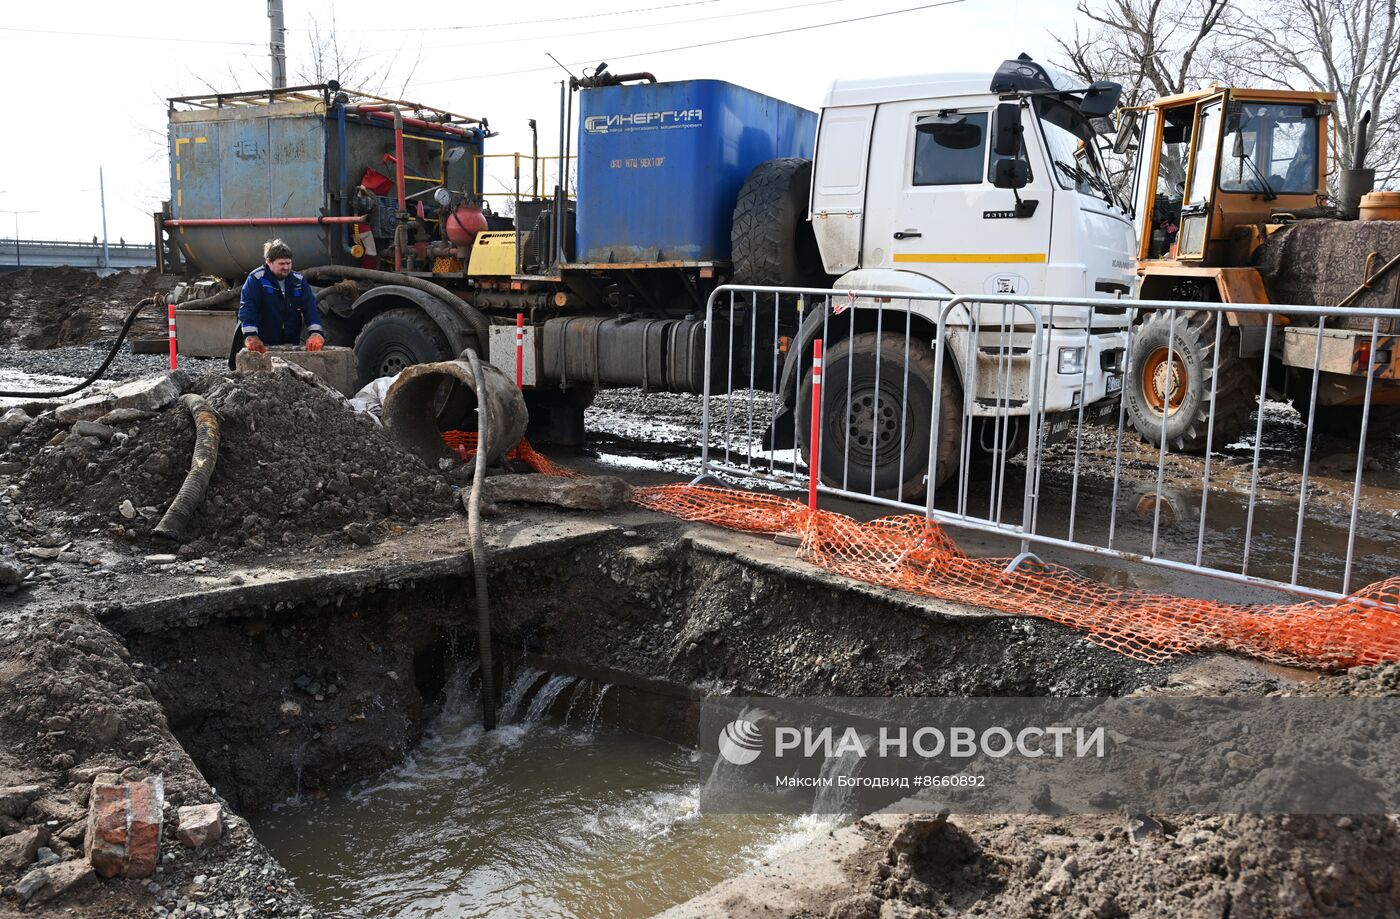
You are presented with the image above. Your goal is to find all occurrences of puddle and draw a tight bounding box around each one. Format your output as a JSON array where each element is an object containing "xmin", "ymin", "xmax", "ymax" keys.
[{"xmin": 255, "ymin": 666, "xmax": 844, "ymax": 919}]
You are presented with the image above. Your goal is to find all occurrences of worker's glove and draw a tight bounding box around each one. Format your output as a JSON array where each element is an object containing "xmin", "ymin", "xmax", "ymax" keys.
[
  {"xmin": 243, "ymin": 335, "xmax": 266, "ymax": 354},
  {"xmin": 305, "ymin": 333, "xmax": 325, "ymax": 352}
]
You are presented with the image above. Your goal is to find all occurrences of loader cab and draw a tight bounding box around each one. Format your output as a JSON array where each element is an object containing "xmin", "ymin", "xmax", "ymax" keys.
[{"xmin": 1129, "ymin": 88, "xmax": 1332, "ymax": 267}]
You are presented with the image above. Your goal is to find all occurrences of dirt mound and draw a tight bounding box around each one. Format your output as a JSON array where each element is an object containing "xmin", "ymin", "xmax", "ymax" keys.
[
  {"xmin": 4, "ymin": 368, "xmax": 456, "ymax": 553},
  {"xmin": 0, "ymin": 267, "xmax": 176, "ymax": 349}
]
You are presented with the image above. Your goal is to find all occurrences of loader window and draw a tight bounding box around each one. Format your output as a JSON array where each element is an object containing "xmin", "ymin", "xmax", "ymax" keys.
[
  {"xmin": 913, "ymin": 112, "xmax": 988, "ymax": 185},
  {"xmin": 1219, "ymin": 103, "xmax": 1318, "ymax": 196}
]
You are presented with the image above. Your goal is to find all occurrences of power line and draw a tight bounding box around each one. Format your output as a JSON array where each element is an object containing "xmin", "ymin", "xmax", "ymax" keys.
[
  {"xmin": 361, "ymin": 0, "xmax": 851, "ymax": 54},
  {"xmin": 410, "ymin": 0, "xmax": 970, "ymax": 88},
  {"xmin": 298, "ymin": 0, "xmax": 722, "ymax": 34},
  {"xmin": 0, "ymin": 26, "xmax": 261, "ymax": 47}
]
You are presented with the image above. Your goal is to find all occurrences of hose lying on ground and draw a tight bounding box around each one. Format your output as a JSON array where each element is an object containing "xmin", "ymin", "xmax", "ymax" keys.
[
  {"xmin": 0, "ymin": 297, "xmax": 155, "ymax": 399},
  {"xmin": 462, "ymin": 347, "xmax": 497, "ymax": 732},
  {"xmin": 300, "ymin": 265, "xmax": 492, "ymax": 351},
  {"xmin": 153, "ymin": 394, "xmax": 221, "ymax": 542}
]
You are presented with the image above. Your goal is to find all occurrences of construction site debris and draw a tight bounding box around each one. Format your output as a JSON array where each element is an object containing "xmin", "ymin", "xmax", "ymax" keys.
[
  {"xmin": 175, "ymin": 803, "xmax": 224, "ymax": 849},
  {"xmin": 54, "ymin": 370, "xmax": 186, "ymax": 423},
  {"xmin": 1, "ymin": 365, "xmax": 456, "ymax": 556},
  {"xmin": 484, "ymin": 473, "xmax": 634, "ymax": 510},
  {"xmin": 84, "ymin": 775, "xmax": 163, "ymax": 878}
]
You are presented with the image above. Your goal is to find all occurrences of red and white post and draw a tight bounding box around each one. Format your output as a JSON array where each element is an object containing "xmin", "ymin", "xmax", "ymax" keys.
[
  {"xmin": 167, "ymin": 299, "xmax": 178, "ymax": 370},
  {"xmin": 515, "ymin": 312, "xmax": 525, "ymax": 388},
  {"xmin": 807, "ymin": 338, "xmax": 823, "ymax": 511}
]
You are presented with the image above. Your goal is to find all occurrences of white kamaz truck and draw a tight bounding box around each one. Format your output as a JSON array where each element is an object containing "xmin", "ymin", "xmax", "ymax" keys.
[{"xmin": 752, "ymin": 54, "xmax": 1135, "ymax": 499}]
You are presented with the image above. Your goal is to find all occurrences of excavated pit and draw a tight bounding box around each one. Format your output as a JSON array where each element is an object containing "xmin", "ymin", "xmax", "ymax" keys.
[
  {"xmin": 92, "ymin": 525, "xmax": 1173, "ymax": 918},
  {"xmin": 112, "ymin": 532, "xmax": 1164, "ymax": 816}
]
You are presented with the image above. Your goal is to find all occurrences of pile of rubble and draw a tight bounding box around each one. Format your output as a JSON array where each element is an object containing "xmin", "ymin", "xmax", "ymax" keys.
[{"xmin": 0, "ymin": 363, "xmax": 457, "ymax": 572}]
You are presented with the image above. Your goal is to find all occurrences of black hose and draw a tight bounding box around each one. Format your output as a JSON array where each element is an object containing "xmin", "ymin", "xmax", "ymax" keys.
[
  {"xmin": 462, "ymin": 347, "xmax": 497, "ymax": 732},
  {"xmin": 299, "ymin": 265, "xmax": 491, "ymax": 351},
  {"xmin": 0, "ymin": 297, "xmax": 157, "ymax": 399},
  {"xmin": 153, "ymin": 394, "xmax": 221, "ymax": 542}
]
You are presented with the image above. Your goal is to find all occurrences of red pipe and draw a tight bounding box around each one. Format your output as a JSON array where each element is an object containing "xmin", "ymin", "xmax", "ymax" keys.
[
  {"xmin": 164, "ymin": 216, "xmax": 367, "ymax": 227},
  {"xmin": 361, "ymin": 110, "xmax": 469, "ymax": 137}
]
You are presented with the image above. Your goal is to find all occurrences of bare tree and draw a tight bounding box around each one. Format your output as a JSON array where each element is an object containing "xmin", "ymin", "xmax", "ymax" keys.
[
  {"xmin": 297, "ymin": 9, "xmax": 423, "ymax": 98},
  {"xmin": 1223, "ymin": 0, "xmax": 1400, "ymax": 188},
  {"xmin": 1053, "ymin": 1, "xmax": 1237, "ymax": 192}
]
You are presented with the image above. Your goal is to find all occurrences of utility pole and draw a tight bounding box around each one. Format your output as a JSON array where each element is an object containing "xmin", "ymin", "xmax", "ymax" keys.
[
  {"xmin": 99, "ymin": 167, "xmax": 110, "ymax": 273},
  {"xmin": 268, "ymin": 0, "xmax": 287, "ymax": 89}
]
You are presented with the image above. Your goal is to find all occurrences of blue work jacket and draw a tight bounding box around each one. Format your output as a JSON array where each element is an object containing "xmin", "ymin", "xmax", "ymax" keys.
[{"xmin": 238, "ymin": 266, "xmax": 324, "ymax": 346}]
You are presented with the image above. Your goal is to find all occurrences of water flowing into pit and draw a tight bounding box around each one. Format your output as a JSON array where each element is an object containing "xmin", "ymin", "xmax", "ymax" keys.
[{"xmin": 254, "ymin": 664, "xmax": 845, "ymax": 918}]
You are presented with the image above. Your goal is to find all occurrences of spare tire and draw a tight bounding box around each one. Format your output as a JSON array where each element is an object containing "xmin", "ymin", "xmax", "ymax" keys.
[{"xmin": 731, "ymin": 157, "xmax": 827, "ymax": 287}]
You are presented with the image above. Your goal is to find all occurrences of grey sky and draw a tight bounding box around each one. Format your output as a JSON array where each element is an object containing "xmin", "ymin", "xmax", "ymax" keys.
[{"xmin": 0, "ymin": 0, "xmax": 1075, "ymax": 243}]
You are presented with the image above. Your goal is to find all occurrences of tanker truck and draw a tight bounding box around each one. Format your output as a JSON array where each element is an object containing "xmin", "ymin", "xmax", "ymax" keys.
[
  {"xmin": 1116, "ymin": 86, "xmax": 1400, "ymax": 449},
  {"xmin": 159, "ymin": 56, "xmax": 1134, "ymax": 500}
]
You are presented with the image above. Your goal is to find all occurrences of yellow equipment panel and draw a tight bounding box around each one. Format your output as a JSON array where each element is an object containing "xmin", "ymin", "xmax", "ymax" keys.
[{"xmin": 468, "ymin": 231, "xmax": 517, "ymax": 277}]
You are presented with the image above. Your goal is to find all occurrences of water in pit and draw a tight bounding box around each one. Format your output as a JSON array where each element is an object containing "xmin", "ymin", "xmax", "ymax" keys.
[{"xmin": 255, "ymin": 668, "xmax": 842, "ymax": 919}]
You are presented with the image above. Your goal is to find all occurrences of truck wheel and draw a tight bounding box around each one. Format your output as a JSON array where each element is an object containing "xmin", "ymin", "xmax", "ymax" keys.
[
  {"xmin": 796, "ymin": 332, "xmax": 961, "ymax": 501},
  {"xmin": 1126, "ymin": 310, "xmax": 1258, "ymax": 453},
  {"xmin": 731, "ymin": 157, "xmax": 826, "ymax": 287},
  {"xmin": 354, "ymin": 307, "xmax": 473, "ymax": 424}
]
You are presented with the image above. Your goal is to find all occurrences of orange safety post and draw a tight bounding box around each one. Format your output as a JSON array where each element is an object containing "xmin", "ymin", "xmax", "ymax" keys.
[
  {"xmin": 807, "ymin": 338, "xmax": 823, "ymax": 511},
  {"xmin": 516, "ymin": 312, "xmax": 525, "ymax": 388},
  {"xmin": 167, "ymin": 299, "xmax": 178, "ymax": 370}
]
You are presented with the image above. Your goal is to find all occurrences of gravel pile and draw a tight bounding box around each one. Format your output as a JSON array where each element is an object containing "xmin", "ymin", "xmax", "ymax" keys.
[{"xmin": 2, "ymin": 367, "xmax": 456, "ymax": 556}]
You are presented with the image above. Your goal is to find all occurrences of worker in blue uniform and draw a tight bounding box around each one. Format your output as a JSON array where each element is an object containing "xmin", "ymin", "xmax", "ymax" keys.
[{"xmin": 238, "ymin": 239, "xmax": 325, "ymax": 353}]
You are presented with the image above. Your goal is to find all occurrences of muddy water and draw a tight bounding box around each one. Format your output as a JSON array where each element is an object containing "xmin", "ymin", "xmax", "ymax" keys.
[{"xmin": 256, "ymin": 669, "xmax": 841, "ymax": 919}]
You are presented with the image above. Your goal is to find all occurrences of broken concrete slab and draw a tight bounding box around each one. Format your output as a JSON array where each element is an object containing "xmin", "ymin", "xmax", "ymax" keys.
[
  {"xmin": 70, "ymin": 420, "xmax": 116, "ymax": 441},
  {"xmin": 176, "ymin": 803, "xmax": 224, "ymax": 849},
  {"xmin": 484, "ymin": 474, "xmax": 634, "ymax": 511},
  {"xmin": 84, "ymin": 775, "xmax": 163, "ymax": 879},
  {"xmin": 0, "ymin": 407, "xmax": 34, "ymax": 437},
  {"xmin": 0, "ymin": 784, "xmax": 44, "ymax": 818},
  {"xmin": 236, "ymin": 346, "xmax": 359, "ymax": 397},
  {"xmin": 15, "ymin": 858, "xmax": 97, "ymax": 905},
  {"xmin": 55, "ymin": 371, "xmax": 187, "ymax": 423},
  {"xmin": 96, "ymin": 407, "xmax": 159, "ymax": 426},
  {"xmin": 0, "ymin": 824, "xmax": 48, "ymax": 871}
]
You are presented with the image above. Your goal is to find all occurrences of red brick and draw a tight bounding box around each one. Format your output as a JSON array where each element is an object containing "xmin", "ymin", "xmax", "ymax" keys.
[{"xmin": 83, "ymin": 777, "xmax": 163, "ymax": 879}]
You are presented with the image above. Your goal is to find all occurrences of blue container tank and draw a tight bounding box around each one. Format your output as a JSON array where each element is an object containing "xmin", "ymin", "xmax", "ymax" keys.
[{"xmin": 574, "ymin": 80, "xmax": 817, "ymax": 265}]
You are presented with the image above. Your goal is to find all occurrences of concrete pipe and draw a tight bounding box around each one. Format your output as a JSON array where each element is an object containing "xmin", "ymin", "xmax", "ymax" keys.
[{"xmin": 383, "ymin": 356, "xmax": 528, "ymax": 466}]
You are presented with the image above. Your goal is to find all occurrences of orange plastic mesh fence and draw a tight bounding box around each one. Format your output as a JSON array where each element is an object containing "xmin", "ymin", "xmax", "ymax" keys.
[{"xmin": 441, "ymin": 433, "xmax": 1400, "ymax": 670}]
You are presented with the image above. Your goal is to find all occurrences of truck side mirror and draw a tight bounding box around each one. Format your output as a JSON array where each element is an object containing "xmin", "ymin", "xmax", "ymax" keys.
[
  {"xmin": 992, "ymin": 103, "xmax": 1023, "ymax": 158},
  {"xmin": 1113, "ymin": 111, "xmax": 1138, "ymax": 155},
  {"xmin": 1080, "ymin": 81, "xmax": 1123, "ymax": 118},
  {"xmin": 992, "ymin": 159, "xmax": 1031, "ymax": 190}
]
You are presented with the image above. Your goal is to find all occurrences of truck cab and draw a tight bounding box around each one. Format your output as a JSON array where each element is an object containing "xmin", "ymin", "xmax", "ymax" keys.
[{"xmin": 780, "ymin": 56, "xmax": 1134, "ymax": 498}]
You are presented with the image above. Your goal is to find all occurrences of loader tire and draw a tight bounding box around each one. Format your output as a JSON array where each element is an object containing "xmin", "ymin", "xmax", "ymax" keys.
[
  {"xmin": 731, "ymin": 157, "xmax": 826, "ymax": 287},
  {"xmin": 796, "ymin": 332, "xmax": 961, "ymax": 502},
  {"xmin": 354, "ymin": 307, "xmax": 475, "ymax": 425},
  {"xmin": 1125, "ymin": 310, "xmax": 1259, "ymax": 453}
]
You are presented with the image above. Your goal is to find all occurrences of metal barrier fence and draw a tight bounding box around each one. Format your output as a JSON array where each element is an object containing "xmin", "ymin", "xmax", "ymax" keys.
[{"xmin": 695, "ymin": 284, "xmax": 1400, "ymax": 602}]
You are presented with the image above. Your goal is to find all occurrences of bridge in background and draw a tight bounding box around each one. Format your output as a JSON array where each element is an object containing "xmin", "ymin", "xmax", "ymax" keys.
[{"xmin": 0, "ymin": 238, "xmax": 157, "ymax": 273}]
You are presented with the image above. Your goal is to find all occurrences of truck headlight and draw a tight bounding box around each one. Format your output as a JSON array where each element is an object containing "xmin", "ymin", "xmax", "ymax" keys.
[{"xmin": 1058, "ymin": 346, "xmax": 1086, "ymax": 375}]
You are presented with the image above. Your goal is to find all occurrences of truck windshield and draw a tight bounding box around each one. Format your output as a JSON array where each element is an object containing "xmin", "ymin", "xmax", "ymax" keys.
[
  {"xmin": 1219, "ymin": 102, "xmax": 1319, "ymax": 196},
  {"xmin": 1035, "ymin": 97, "xmax": 1117, "ymax": 206}
]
